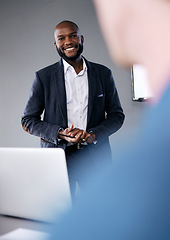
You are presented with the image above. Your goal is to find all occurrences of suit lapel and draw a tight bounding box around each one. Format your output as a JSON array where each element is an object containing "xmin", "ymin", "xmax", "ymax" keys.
[
  {"xmin": 54, "ymin": 59, "xmax": 68, "ymax": 127},
  {"xmin": 85, "ymin": 59, "xmax": 97, "ymax": 125}
]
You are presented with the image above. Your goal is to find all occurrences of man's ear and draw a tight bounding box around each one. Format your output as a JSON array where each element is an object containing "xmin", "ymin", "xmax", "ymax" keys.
[
  {"xmin": 81, "ymin": 35, "xmax": 84, "ymax": 44},
  {"xmin": 54, "ymin": 41, "xmax": 56, "ymax": 47}
]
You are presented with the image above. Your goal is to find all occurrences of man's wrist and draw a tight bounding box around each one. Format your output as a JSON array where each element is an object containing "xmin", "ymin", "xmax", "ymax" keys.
[
  {"xmin": 88, "ymin": 131, "xmax": 97, "ymax": 144},
  {"xmin": 58, "ymin": 127, "xmax": 64, "ymax": 140}
]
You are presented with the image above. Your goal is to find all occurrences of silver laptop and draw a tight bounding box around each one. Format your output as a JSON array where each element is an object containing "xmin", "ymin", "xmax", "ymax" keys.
[{"xmin": 0, "ymin": 148, "xmax": 71, "ymax": 223}]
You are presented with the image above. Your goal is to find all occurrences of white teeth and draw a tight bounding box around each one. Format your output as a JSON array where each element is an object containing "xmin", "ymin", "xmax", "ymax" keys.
[{"xmin": 65, "ymin": 47, "xmax": 75, "ymax": 51}]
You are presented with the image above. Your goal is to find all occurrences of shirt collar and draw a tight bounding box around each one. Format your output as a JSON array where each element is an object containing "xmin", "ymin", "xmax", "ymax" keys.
[{"xmin": 62, "ymin": 57, "xmax": 87, "ymax": 75}]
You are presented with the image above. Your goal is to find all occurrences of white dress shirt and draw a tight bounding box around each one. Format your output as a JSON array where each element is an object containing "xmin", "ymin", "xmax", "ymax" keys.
[{"xmin": 63, "ymin": 58, "xmax": 88, "ymax": 130}]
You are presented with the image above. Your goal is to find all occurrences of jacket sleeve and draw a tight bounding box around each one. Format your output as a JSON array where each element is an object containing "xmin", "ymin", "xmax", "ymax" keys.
[
  {"xmin": 88, "ymin": 69, "xmax": 125, "ymax": 142},
  {"xmin": 21, "ymin": 72, "xmax": 61, "ymax": 145}
]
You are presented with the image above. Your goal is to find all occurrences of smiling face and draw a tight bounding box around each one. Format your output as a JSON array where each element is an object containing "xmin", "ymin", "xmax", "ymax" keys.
[{"xmin": 54, "ymin": 21, "xmax": 84, "ymax": 62}]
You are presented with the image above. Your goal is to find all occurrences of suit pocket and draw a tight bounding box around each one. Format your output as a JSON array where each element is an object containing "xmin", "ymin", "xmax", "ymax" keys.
[
  {"xmin": 90, "ymin": 94, "xmax": 105, "ymax": 126},
  {"xmin": 93, "ymin": 94, "xmax": 105, "ymax": 114},
  {"xmin": 97, "ymin": 93, "xmax": 104, "ymax": 98},
  {"xmin": 95, "ymin": 93, "xmax": 105, "ymax": 102}
]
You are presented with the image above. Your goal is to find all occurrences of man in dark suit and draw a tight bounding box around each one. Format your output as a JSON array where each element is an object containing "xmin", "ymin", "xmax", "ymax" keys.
[{"xmin": 21, "ymin": 20, "xmax": 124, "ymax": 198}]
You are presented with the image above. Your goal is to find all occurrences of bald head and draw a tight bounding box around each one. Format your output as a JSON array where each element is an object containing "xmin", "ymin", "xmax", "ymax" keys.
[
  {"xmin": 54, "ymin": 20, "xmax": 80, "ymax": 38},
  {"xmin": 94, "ymin": 0, "xmax": 170, "ymax": 98},
  {"xmin": 55, "ymin": 20, "xmax": 79, "ymax": 30}
]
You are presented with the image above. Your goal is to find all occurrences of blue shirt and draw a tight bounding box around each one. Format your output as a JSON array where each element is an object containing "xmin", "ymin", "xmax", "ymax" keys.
[{"xmin": 49, "ymin": 85, "xmax": 170, "ymax": 240}]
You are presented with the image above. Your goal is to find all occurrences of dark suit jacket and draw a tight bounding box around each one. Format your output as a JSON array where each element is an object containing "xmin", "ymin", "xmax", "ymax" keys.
[{"xmin": 21, "ymin": 58, "xmax": 124, "ymax": 152}]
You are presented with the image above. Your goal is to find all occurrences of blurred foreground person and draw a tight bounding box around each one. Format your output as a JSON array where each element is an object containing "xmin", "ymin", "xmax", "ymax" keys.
[{"xmin": 49, "ymin": 0, "xmax": 170, "ymax": 239}]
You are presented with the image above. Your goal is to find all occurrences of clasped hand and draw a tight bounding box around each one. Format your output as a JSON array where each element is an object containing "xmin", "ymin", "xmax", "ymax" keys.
[{"xmin": 58, "ymin": 124, "xmax": 96, "ymax": 144}]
